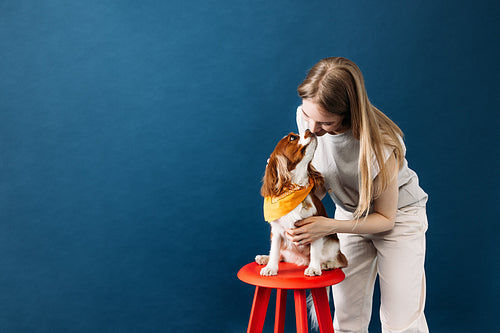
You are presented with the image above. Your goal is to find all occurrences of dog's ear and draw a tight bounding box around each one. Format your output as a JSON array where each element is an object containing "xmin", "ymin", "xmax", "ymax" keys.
[
  {"xmin": 261, "ymin": 154, "xmax": 290, "ymax": 197},
  {"xmin": 261, "ymin": 155, "xmax": 277, "ymax": 197},
  {"xmin": 308, "ymin": 164, "xmax": 324, "ymax": 190}
]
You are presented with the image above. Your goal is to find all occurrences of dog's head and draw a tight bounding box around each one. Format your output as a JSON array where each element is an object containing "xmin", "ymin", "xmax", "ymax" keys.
[{"xmin": 261, "ymin": 130, "xmax": 324, "ymax": 197}]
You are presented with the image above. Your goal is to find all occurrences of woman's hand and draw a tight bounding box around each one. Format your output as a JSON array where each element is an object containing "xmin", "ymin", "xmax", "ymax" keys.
[{"xmin": 286, "ymin": 216, "xmax": 336, "ymax": 245}]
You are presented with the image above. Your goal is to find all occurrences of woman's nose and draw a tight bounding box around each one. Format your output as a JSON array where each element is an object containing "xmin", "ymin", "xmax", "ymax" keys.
[{"xmin": 309, "ymin": 120, "xmax": 321, "ymax": 133}]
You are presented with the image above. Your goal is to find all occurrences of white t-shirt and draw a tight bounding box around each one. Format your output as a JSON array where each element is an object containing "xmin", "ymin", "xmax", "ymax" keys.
[{"xmin": 296, "ymin": 105, "xmax": 428, "ymax": 214}]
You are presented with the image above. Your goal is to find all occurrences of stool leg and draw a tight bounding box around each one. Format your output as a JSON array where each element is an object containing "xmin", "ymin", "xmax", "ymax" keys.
[
  {"xmin": 294, "ymin": 289, "xmax": 308, "ymax": 333},
  {"xmin": 247, "ymin": 286, "xmax": 271, "ymax": 333},
  {"xmin": 274, "ymin": 289, "xmax": 287, "ymax": 333},
  {"xmin": 311, "ymin": 287, "xmax": 335, "ymax": 333}
]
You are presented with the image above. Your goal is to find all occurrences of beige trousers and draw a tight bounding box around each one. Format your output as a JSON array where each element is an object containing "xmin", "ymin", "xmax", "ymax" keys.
[{"xmin": 332, "ymin": 205, "xmax": 429, "ymax": 333}]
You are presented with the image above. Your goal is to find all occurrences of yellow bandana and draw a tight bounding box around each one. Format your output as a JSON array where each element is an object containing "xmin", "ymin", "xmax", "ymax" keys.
[{"xmin": 263, "ymin": 178, "xmax": 314, "ymax": 222}]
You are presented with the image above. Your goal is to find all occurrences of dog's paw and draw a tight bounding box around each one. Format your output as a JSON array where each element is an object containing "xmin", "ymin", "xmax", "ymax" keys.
[
  {"xmin": 304, "ymin": 266, "xmax": 322, "ymax": 276},
  {"xmin": 260, "ymin": 265, "xmax": 278, "ymax": 276},
  {"xmin": 321, "ymin": 261, "xmax": 340, "ymax": 270},
  {"xmin": 255, "ymin": 255, "xmax": 269, "ymax": 265}
]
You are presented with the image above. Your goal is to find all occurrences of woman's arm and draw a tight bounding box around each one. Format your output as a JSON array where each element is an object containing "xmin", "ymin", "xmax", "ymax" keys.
[{"xmin": 288, "ymin": 154, "xmax": 399, "ymax": 245}]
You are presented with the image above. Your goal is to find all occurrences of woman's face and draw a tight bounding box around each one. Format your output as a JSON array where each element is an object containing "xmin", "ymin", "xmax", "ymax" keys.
[{"xmin": 301, "ymin": 99, "xmax": 346, "ymax": 136}]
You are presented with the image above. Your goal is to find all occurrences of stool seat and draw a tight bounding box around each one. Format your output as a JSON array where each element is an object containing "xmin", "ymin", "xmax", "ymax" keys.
[
  {"xmin": 238, "ymin": 262, "xmax": 345, "ymax": 333},
  {"xmin": 238, "ymin": 262, "xmax": 345, "ymax": 289}
]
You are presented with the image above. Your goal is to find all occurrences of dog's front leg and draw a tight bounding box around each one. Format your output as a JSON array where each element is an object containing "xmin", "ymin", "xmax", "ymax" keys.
[
  {"xmin": 260, "ymin": 232, "xmax": 281, "ymax": 276},
  {"xmin": 305, "ymin": 238, "xmax": 323, "ymax": 276}
]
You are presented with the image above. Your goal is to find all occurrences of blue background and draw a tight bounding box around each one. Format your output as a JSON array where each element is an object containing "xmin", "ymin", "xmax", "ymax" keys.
[{"xmin": 1, "ymin": 1, "xmax": 498, "ymax": 332}]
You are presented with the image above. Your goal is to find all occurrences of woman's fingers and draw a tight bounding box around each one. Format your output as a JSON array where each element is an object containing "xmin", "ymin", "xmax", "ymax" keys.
[
  {"xmin": 286, "ymin": 228, "xmax": 310, "ymax": 245},
  {"xmin": 294, "ymin": 217, "xmax": 313, "ymax": 227}
]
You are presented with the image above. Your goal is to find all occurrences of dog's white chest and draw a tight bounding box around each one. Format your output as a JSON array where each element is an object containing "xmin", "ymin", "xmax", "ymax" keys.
[{"xmin": 272, "ymin": 195, "xmax": 316, "ymax": 230}]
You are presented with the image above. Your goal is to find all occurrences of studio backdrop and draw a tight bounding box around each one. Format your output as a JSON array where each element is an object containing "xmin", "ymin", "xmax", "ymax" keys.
[{"xmin": 0, "ymin": 1, "xmax": 498, "ymax": 332}]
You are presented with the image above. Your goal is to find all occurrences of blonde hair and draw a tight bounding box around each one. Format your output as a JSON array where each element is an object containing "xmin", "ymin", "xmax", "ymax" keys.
[{"xmin": 298, "ymin": 57, "xmax": 404, "ymax": 218}]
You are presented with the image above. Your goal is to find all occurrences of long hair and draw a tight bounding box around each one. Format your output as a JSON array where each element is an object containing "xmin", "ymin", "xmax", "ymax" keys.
[{"xmin": 297, "ymin": 57, "xmax": 404, "ymax": 218}]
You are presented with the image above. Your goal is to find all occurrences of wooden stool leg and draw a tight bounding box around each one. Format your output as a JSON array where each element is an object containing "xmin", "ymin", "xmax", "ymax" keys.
[
  {"xmin": 247, "ymin": 286, "xmax": 271, "ymax": 333},
  {"xmin": 294, "ymin": 289, "xmax": 308, "ymax": 333},
  {"xmin": 274, "ymin": 289, "xmax": 287, "ymax": 333},
  {"xmin": 311, "ymin": 287, "xmax": 335, "ymax": 333}
]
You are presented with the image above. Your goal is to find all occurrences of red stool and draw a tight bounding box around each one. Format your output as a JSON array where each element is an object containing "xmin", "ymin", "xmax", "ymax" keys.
[{"xmin": 238, "ymin": 262, "xmax": 345, "ymax": 333}]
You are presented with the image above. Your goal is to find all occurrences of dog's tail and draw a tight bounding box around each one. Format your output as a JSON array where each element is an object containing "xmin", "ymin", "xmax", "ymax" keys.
[{"xmin": 307, "ymin": 286, "xmax": 332, "ymax": 331}]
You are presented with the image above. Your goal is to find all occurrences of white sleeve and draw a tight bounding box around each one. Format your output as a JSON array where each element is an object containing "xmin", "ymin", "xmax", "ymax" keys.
[
  {"xmin": 296, "ymin": 105, "xmax": 308, "ymax": 134},
  {"xmin": 371, "ymin": 135, "xmax": 406, "ymax": 178}
]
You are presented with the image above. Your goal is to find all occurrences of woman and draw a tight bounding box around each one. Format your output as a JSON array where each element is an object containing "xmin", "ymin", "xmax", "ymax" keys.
[{"xmin": 288, "ymin": 57, "xmax": 429, "ymax": 333}]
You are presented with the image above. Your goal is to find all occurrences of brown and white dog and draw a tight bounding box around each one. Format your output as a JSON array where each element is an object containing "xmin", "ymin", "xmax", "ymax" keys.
[{"xmin": 256, "ymin": 130, "xmax": 347, "ymax": 276}]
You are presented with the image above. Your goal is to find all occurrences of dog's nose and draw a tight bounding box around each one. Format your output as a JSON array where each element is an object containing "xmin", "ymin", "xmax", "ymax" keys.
[{"xmin": 304, "ymin": 129, "xmax": 315, "ymax": 138}]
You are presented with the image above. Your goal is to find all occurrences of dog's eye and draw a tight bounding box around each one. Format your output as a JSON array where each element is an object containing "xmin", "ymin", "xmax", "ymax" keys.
[{"xmin": 289, "ymin": 135, "xmax": 299, "ymax": 141}]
